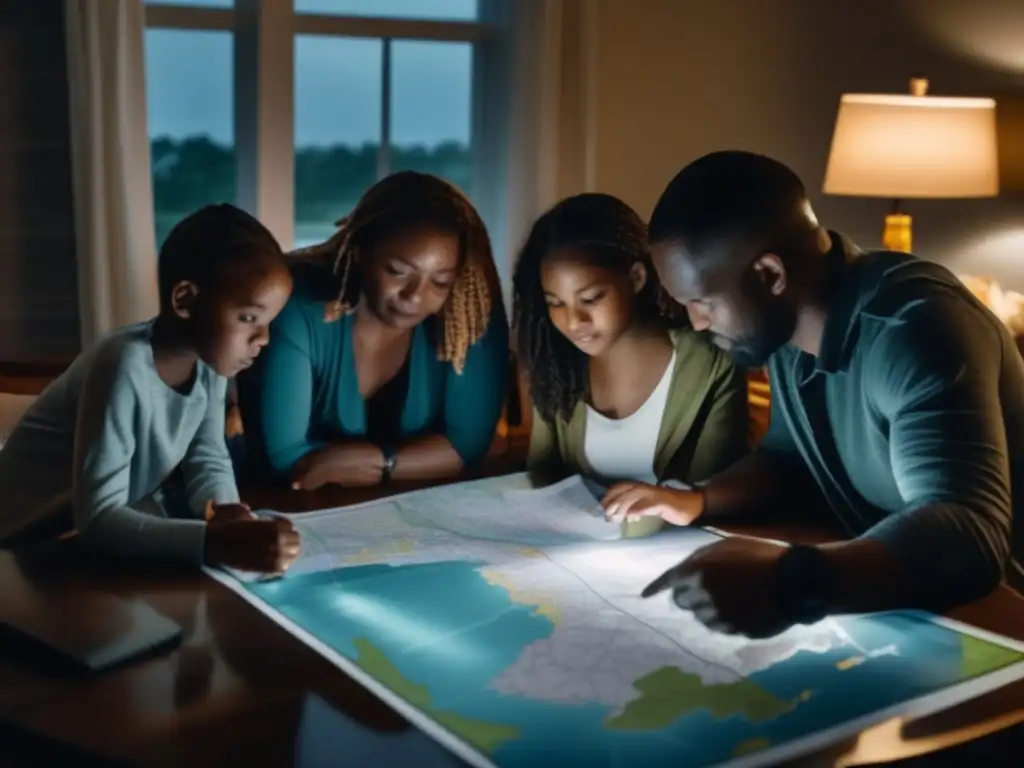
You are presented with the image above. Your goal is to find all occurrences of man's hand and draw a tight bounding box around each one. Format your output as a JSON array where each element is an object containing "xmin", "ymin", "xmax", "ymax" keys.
[
  {"xmin": 641, "ymin": 536, "xmax": 792, "ymax": 638},
  {"xmin": 602, "ymin": 482, "xmax": 705, "ymax": 526},
  {"xmin": 204, "ymin": 516, "xmax": 301, "ymax": 574},
  {"xmin": 291, "ymin": 444, "xmax": 385, "ymax": 491}
]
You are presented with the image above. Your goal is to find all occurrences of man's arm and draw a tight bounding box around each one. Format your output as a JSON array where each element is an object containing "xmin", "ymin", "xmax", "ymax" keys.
[
  {"xmin": 697, "ymin": 366, "xmax": 815, "ymax": 521},
  {"xmin": 820, "ymin": 297, "xmax": 1013, "ymax": 613},
  {"xmin": 603, "ymin": 362, "xmax": 818, "ymax": 524},
  {"xmin": 697, "ymin": 450, "xmax": 788, "ymax": 519}
]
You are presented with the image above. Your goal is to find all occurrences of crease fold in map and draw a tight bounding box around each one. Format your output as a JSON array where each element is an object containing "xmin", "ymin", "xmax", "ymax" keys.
[{"xmin": 205, "ymin": 474, "xmax": 1024, "ymax": 768}]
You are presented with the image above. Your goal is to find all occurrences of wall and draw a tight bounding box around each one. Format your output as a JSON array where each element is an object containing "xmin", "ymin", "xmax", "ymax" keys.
[
  {"xmin": 0, "ymin": 1, "xmax": 79, "ymax": 362},
  {"xmin": 586, "ymin": 0, "xmax": 1024, "ymax": 287}
]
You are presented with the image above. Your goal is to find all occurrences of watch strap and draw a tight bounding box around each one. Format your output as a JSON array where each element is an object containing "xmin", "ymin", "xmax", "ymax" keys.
[
  {"xmin": 380, "ymin": 443, "xmax": 397, "ymax": 483},
  {"xmin": 776, "ymin": 544, "xmax": 835, "ymax": 625}
]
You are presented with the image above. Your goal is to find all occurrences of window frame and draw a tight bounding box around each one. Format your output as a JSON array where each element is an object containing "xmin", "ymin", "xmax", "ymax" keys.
[{"xmin": 144, "ymin": 0, "xmax": 510, "ymax": 260}]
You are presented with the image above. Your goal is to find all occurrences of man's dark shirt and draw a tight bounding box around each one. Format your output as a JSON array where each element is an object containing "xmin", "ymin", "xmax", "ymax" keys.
[{"xmin": 762, "ymin": 233, "xmax": 1023, "ymax": 607}]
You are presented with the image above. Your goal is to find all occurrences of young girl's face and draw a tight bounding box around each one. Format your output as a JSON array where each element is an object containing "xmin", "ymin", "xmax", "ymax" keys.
[
  {"xmin": 192, "ymin": 261, "xmax": 293, "ymax": 377},
  {"xmin": 540, "ymin": 247, "xmax": 645, "ymax": 357}
]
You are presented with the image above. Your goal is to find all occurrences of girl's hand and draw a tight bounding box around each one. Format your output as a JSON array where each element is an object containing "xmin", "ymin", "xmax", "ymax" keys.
[
  {"xmin": 204, "ymin": 516, "xmax": 301, "ymax": 573},
  {"xmin": 206, "ymin": 502, "xmax": 254, "ymax": 523},
  {"xmin": 602, "ymin": 482, "xmax": 705, "ymax": 526}
]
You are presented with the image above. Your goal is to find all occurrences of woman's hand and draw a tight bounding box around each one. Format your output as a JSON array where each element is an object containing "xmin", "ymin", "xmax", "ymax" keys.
[
  {"xmin": 291, "ymin": 443, "xmax": 385, "ymax": 491},
  {"xmin": 602, "ymin": 481, "xmax": 705, "ymax": 526}
]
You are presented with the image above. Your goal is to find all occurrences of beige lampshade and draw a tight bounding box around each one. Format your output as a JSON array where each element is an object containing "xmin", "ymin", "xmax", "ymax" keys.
[{"xmin": 823, "ymin": 93, "xmax": 999, "ymax": 198}]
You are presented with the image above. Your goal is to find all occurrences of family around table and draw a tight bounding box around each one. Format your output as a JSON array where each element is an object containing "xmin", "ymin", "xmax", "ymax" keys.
[{"xmin": 1, "ymin": 151, "xmax": 1021, "ymax": 640}]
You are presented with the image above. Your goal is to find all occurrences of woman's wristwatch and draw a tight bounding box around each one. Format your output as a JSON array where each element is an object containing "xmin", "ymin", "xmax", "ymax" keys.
[{"xmin": 380, "ymin": 443, "xmax": 397, "ymax": 484}]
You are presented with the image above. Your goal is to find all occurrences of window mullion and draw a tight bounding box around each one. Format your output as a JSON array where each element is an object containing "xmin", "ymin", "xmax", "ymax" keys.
[
  {"xmin": 473, "ymin": 0, "xmax": 512, "ymax": 297},
  {"xmin": 378, "ymin": 37, "xmax": 392, "ymax": 180},
  {"xmin": 235, "ymin": 0, "xmax": 295, "ymax": 248}
]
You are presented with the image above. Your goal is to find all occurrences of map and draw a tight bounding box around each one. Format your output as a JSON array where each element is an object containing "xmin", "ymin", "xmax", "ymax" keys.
[{"xmin": 208, "ymin": 474, "xmax": 1024, "ymax": 768}]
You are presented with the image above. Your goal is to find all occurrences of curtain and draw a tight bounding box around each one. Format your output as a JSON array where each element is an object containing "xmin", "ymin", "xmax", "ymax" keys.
[
  {"xmin": 503, "ymin": 0, "xmax": 597, "ymax": 261},
  {"xmin": 498, "ymin": 0, "xmax": 598, "ymax": 438},
  {"xmin": 66, "ymin": 0, "xmax": 159, "ymax": 346}
]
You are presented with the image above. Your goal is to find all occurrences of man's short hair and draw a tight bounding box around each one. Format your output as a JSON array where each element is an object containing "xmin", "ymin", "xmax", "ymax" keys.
[{"xmin": 649, "ymin": 151, "xmax": 808, "ymax": 263}]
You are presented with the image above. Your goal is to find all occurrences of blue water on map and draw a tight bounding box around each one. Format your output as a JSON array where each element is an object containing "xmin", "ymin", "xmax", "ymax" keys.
[{"xmin": 246, "ymin": 561, "xmax": 1020, "ymax": 768}]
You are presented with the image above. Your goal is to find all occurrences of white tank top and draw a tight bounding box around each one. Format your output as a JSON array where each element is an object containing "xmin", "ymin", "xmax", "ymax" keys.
[{"xmin": 583, "ymin": 351, "xmax": 675, "ymax": 485}]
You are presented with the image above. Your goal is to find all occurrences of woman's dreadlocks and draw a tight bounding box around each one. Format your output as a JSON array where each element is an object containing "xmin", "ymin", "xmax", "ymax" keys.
[
  {"xmin": 291, "ymin": 171, "xmax": 503, "ymax": 373},
  {"xmin": 512, "ymin": 193, "xmax": 686, "ymax": 425}
]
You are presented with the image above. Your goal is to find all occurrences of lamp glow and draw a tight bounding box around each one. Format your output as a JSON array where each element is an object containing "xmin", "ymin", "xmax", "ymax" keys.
[{"xmin": 823, "ymin": 78, "xmax": 999, "ymax": 252}]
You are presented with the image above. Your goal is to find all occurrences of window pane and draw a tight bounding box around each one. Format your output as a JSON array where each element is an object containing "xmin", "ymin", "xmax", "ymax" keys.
[
  {"xmin": 296, "ymin": 0, "xmax": 477, "ymax": 21},
  {"xmin": 391, "ymin": 41, "xmax": 473, "ymax": 196},
  {"xmin": 145, "ymin": 1, "xmax": 233, "ymax": 7},
  {"xmin": 294, "ymin": 36, "xmax": 383, "ymax": 249},
  {"xmin": 145, "ymin": 30, "xmax": 234, "ymax": 247}
]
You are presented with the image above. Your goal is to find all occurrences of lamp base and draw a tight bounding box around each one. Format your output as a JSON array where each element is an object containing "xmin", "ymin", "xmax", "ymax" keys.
[{"xmin": 882, "ymin": 212, "xmax": 912, "ymax": 253}]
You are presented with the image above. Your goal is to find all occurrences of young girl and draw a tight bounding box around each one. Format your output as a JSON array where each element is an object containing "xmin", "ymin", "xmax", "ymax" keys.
[
  {"xmin": 0, "ymin": 204, "xmax": 299, "ymax": 572},
  {"xmin": 238, "ymin": 171, "xmax": 508, "ymax": 490},
  {"xmin": 513, "ymin": 193, "xmax": 749, "ymax": 534}
]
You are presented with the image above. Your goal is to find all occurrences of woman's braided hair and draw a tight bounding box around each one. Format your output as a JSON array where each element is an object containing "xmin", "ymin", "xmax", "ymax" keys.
[
  {"xmin": 290, "ymin": 171, "xmax": 502, "ymax": 373},
  {"xmin": 512, "ymin": 193, "xmax": 687, "ymax": 425}
]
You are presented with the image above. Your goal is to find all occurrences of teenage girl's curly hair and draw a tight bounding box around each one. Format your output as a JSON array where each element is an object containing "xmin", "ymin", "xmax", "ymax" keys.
[
  {"xmin": 512, "ymin": 193, "xmax": 686, "ymax": 425},
  {"xmin": 290, "ymin": 171, "xmax": 503, "ymax": 373}
]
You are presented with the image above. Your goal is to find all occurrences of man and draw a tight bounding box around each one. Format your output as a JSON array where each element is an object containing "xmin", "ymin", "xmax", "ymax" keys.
[{"xmin": 603, "ymin": 150, "xmax": 1024, "ymax": 639}]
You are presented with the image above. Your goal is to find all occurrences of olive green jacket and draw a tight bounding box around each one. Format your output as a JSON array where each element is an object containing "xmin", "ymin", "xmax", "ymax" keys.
[{"xmin": 526, "ymin": 327, "xmax": 750, "ymax": 535}]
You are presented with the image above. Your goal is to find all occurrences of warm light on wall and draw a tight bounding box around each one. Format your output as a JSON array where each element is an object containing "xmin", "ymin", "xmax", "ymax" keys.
[{"xmin": 823, "ymin": 78, "xmax": 1000, "ymax": 252}]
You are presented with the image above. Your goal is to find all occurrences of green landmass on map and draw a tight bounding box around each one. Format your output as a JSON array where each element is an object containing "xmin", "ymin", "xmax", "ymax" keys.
[
  {"xmin": 960, "ymin": 634, "xmax": 1024, "ymax": 680},
  {"xmin": 605, "ymin": 666, "xmax": 803, "ymax": 731},
  {"xmin": 352, "ymin": 637, "xmax": 521, "ymax": 753}
]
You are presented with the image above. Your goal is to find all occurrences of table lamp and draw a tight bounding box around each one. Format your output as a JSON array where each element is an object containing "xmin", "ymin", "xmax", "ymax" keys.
[{"xmin": 823, "ymin": 78, "xmax": 999, "ymax": 253}]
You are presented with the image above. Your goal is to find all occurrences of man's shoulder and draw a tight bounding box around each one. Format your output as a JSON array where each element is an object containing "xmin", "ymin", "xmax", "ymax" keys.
[
  {"xmin": 850, "ymin": 254, "xmax": 1009, "ymax": 389},
  {"xmin": 853, "ymin": 251, "xmax": 977, "ymax": 326}
]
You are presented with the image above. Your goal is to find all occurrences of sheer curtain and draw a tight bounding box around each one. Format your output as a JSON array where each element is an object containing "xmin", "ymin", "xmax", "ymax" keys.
[
  {"xmin": 66, "ymin": 0, "xmax": 159, "ymax": 346},
  {"xmin": 503, "ymin": 0, "xmax": 598, "ymax": 260},
  {"xmin": 500, "ymin": 0, "xmax": 599, "ymax": 440}
]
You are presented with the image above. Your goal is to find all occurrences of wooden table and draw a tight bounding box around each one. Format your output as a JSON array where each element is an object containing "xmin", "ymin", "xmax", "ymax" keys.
[{"xmin": 1, "ymin": 473, "xmax": 1023, "ymax": 767}]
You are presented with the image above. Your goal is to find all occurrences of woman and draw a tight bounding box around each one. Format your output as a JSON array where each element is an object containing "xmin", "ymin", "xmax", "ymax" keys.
[
  {"xmin": 513, "ymin": 193, "xmax": 748, "ymax": 533},
  {"xmin": 238, "ymin": 172, "xmax": 508, "ymax": 490}
]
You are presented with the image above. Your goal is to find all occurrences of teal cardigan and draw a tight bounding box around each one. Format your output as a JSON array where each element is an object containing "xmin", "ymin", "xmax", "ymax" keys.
[{"xmin": 237, "ymin": 276, "xmax": 509, "ymax": 477}]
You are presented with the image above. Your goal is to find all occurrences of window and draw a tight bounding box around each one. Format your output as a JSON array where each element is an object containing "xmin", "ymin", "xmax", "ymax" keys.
[
  {"xmin": 148, "ymin": 0, "xmax": 233, "ymax": 6},
  {"xmin": 295, "ymin": 0, "xmax": 477, "ymax": 21},
  {"xmin": 294, "ymin": 36, "xmax": 382, "ymax": 248},
  {"xmin": 390, "ymin": 41, "xmax": 473, "ymax": 193},
  {"xmin": 293, "ymin": 38, "xmax": 473, "ymax": 248},
  {"xmin": 145, "ymin": 0, "xmax": 507, "ymax": 256},
  {"xmin": 144, "ymin": 28, "xmax": 234, "ymax": 246}
]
